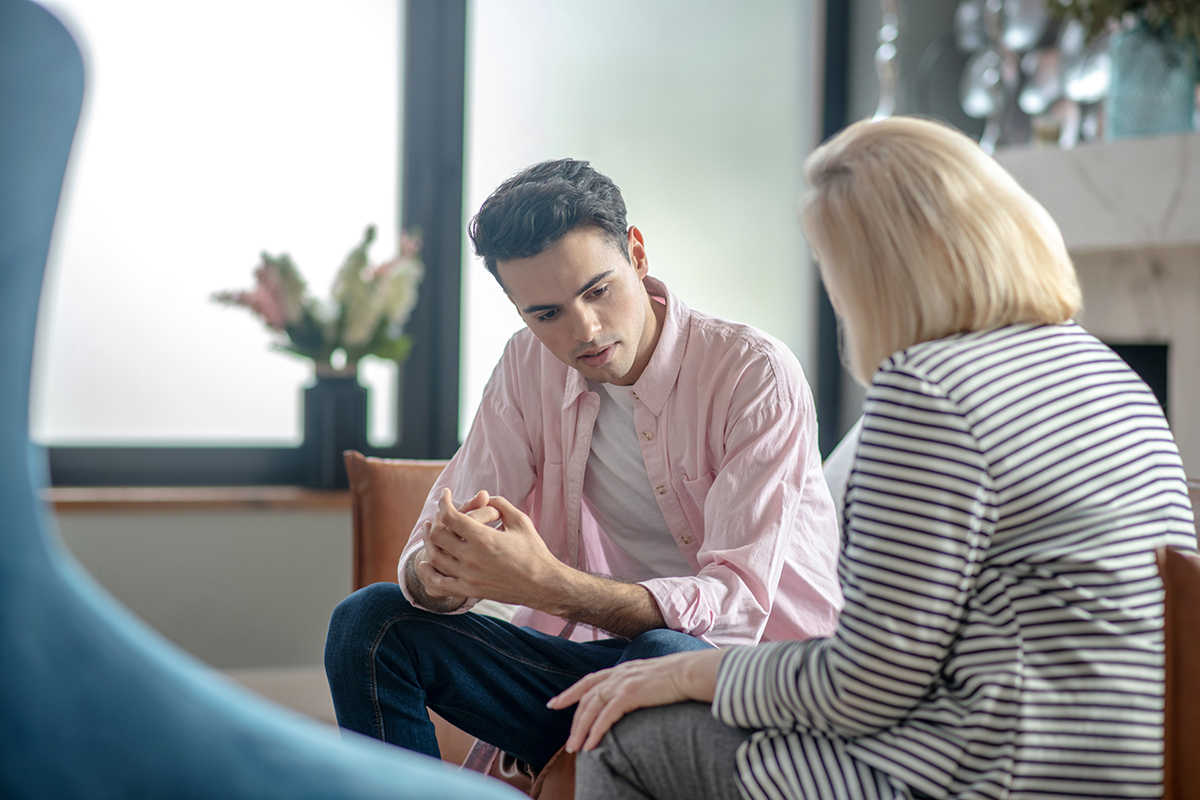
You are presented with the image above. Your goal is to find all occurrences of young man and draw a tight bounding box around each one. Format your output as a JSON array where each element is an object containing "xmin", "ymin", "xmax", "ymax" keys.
[{"xmin": 324, "ymin": 159, "xmax": 842, "ymax": 773}]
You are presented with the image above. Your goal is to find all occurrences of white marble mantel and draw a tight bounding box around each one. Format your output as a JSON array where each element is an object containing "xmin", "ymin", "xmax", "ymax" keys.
[
  {"xmin": 996, "ymin": 133, "xmax": 1200, "ymax": 477},
  {"xmin": 996, "ymin": 132, "xmax": 1200, "ymax": 253}
]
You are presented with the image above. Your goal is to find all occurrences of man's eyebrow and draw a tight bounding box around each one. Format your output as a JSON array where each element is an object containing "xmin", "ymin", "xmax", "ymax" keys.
[{"xmin": 521, "ymin": 270, "xmax": 614, "ymax": 315}]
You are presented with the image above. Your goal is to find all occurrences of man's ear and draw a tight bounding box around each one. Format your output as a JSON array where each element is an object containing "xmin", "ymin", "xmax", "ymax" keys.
[{"xmin": 627, "ymin": 226, "xmax": 649, "ymax": 278}]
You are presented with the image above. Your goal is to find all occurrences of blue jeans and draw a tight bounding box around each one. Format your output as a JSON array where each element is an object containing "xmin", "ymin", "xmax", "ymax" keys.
[{"xmin": 324, "ymin": 582, "xmax": 712, "ymax": 770}]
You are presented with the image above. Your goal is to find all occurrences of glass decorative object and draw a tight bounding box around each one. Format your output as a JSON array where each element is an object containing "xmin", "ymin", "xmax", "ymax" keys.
[
  {"xmin": 954, "ymin": 0, "xmax": 1048, "ymax": 152},
  {"xmin": 1106, "ymin": 21, "xmax": 1199, "ymax": 140},
  {"xmin": 874, "ymin": 0, "xmax": 901, "ymax": 119}
]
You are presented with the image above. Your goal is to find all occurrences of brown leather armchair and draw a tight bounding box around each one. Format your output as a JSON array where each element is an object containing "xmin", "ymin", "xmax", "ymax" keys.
[
  {"xmin": 342, "ymin": 450, "xmax": 574, "ymax": 799},
  {"xmin": 345, "ymin": 451, "xmax": 448, "ymax": 594},
  {"xmin": 1159, "ymin": 479, "xmax": 1200, "ymax": 800}
]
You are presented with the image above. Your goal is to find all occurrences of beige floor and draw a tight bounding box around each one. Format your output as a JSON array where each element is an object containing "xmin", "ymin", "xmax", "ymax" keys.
[{"xmin": 224, "ymin": 665, "xmax": 338, "ymax": 727}]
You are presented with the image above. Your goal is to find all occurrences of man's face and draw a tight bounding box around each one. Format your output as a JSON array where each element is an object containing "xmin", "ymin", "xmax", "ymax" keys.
[{"xmin": 497, "ymin": 226, "xmax": 658, "ymax": 386}]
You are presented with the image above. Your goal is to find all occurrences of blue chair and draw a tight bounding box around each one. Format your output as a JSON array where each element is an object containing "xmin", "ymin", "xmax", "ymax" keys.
[{"xmin": 0, "ymin": 2, "xmax": 521, "ymax": 797}]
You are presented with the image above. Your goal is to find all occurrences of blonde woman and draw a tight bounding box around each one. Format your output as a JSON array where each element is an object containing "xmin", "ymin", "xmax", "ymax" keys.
[{"xmin": 549, "ymin": 116, "xmax": 1197, "ymax": 800}]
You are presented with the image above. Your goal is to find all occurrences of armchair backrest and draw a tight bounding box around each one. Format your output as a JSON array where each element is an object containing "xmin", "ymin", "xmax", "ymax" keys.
[
  {"xmin": 343, "ymin": 450, "xmax": 448, "ymax": 591},
  {"xmin": 1159, "ymin": 479, "xmax": 1200, "ymax": 800}
]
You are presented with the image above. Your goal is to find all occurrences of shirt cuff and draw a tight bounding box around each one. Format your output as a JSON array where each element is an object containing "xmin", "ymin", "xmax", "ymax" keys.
[{"xmin": 640, "ymin": 577, "xmax": 716, "ymax": 641}]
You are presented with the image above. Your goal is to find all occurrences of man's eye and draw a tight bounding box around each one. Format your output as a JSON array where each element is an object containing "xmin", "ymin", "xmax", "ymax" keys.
[
  {"xmin": 590, "ymin": 286, "xmax": 609, "ymax": 298},
  {"xmin": 537, "ymin": 310, "xmax": 558, "ymax": 322}
]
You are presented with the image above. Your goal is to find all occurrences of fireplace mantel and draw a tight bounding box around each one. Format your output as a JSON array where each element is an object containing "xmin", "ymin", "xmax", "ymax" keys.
[
  {"xmin": 996, "ymin": 132, "xmax": 1200, "ymax": 254},
  {"xmin": 997, "ymin": 133, "xmax": 1200, "ymax": 477}
]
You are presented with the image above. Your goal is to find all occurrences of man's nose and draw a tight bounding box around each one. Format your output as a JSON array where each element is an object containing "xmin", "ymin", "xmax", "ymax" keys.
[{"xmin": 571, "ymin": 306, "xmax": 602, "ymax": 343}]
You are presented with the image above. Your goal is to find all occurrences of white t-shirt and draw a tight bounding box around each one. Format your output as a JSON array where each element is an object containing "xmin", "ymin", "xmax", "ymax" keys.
[{"xmin": 583, "ymin": 380, "xmax": 694, "ymax": 582}]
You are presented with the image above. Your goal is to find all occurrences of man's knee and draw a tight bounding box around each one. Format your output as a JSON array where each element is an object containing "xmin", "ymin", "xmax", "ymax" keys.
[
  {"xmin": 325, "ymin": 582, "xmax": 413, "ymax": 671},
  {"xmin": 620, "ymin": 628, "xmax": 712, "ymax": 662}
]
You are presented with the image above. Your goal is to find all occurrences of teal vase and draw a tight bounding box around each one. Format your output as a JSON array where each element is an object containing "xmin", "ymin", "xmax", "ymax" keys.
[{"xmin": 1106, "ymin": 21, "xmax": 1199, "ymax": 140}]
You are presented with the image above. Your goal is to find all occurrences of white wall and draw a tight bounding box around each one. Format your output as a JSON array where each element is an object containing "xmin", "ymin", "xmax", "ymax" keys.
[
  {"xmin": 461, "ymin": 0, "xmax": 825, "ymax": 436},
  {"xmin": 56, "ymin": 509, "xmax": 352, "ymax": 670}
]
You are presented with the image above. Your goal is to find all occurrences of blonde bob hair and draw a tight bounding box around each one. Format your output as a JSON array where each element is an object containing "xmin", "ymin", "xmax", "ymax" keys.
[{"xmin": 801, "ymin": 116, "xmax": 1080, "ymax": 385}]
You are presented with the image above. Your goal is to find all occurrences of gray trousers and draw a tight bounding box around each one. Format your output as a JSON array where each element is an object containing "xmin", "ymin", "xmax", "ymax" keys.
[
  {"xmin": 575, "ymin": 702, "xmax": 917, "ymax": 800},
  {"xmin": 574, "ymin": 702, "xmax": 749, "ymax": 800}
]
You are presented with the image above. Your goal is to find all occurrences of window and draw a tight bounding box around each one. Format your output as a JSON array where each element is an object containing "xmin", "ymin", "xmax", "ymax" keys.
[
  {"xmin": 32, "ymin": 0, "xmax": 466, "ymax": 484},
  {"xmin": 33, "ymin": 0, "xmax": 401, "ymax": 449}
]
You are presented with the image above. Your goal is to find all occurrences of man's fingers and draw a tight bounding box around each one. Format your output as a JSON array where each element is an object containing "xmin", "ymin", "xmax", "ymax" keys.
[
  {"xmin": 415, "ymin": 559, "xmax": 461, "ymax": 597},
  {"xmin": 458, "ymin": 489, "xmax": 491, "ymax": 513},
  {"xmin": 437, "ymin": 488, "xmax": 477, "ymax": 529},
  {"xmin": 436, "ymin": 489, "xmax": 500, "ymax": 534},
  {"xmin": 436, "ymin": 488, "xmax": 458, "ymax": 523},
  {"xmin": 465, "ymin": 505, "xmax": 501, "ymax": 526},
  {"xmin": 424, "ymin": 545, "xmax": 458, "ymax": 574},
  {"xmin": 426, "ymin": 524, "xmax": 464, "ymax": 557},
  {"xmin": 487, "ymin": 495, "xmax": 534, "ymax": 531},
  {"xmin": 487, "ymin": 494, "xmax": 521, "ymax": 517},
  {"xmin": 434, "ymin": 491, "xmax": 512, "ymax": 540},
  {"xmin": 439, "ymin": 495, "xmax": 503, "ymax": 543}
]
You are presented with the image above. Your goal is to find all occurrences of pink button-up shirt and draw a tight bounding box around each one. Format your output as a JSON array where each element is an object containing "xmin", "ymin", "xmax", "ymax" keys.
[{"xmin": 399, "ymin": 277, "xmax": 843, "ymax": 646}]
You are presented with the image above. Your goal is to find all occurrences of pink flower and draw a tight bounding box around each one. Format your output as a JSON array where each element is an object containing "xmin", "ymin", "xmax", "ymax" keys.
[
  {"xmin": 213, "ymin": 225, "xmax": 424, "ymax": 368},
  {"xmin": 213, "ymin": 260, "xmax": 291, "ymax": 331},
  {"xmin": 248, "ymin": 262, "xmax": 290, "ymax": 330},
  {"xmin": 399, "ymin": 232, "xmax": 422, "ymax": 261}
]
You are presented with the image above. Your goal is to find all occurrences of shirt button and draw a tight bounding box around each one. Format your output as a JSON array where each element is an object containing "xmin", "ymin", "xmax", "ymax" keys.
[
  {"xmin": 630, "ymin": 391, "xmax": 638, "ymax": 399},
  {"xmin": 642, "ymin": 431, "xmax": 654, "ymax": 441},
  {"xmin": 655, "ymin": 484, "xmax": 666, "ymax": 495},
  {"xmin": 680, "ymin": 535, "xmax": 693, "ymax": 545}
]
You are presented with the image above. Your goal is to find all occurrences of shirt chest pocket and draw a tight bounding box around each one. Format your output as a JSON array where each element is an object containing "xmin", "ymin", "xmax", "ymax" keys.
[
  {"xmin": 535, "ymin": 461, "xmax": 571, "ymax": 557},
  {"xmin": 671, "ymin": 470, "xmax": 715, "ymax": 544}
]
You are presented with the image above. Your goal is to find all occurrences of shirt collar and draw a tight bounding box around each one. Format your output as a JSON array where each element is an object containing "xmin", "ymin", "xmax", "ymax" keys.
[{"xmin": 561, "ymin": 276, "xmax": 687, "ymax": 415}]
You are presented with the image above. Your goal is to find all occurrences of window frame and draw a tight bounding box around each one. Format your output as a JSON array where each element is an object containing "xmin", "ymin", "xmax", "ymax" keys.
[
  {"xmin": 816, "ymin": 0, "xmax": 851, "ymax": 459},
  {"xmin": 46, "ymin": 0, "xmax": 467, "ymax": 486}
]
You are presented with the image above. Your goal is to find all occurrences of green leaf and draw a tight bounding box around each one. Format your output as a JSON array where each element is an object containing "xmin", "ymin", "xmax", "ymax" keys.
[{"xmin": 372, "ymin": 334, "xmax": 414, "ymax": 363}]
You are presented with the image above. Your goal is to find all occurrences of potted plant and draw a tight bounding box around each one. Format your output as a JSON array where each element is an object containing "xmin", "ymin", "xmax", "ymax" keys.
[{"xmin": 214, "ymin": 225, "xmax": 424, "ymax": 487}]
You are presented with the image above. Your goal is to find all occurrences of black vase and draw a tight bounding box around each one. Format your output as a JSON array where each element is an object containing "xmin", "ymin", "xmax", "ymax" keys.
[{"xmin": 302, "ymin": 374, "xmax": 368, "ymax": 489}]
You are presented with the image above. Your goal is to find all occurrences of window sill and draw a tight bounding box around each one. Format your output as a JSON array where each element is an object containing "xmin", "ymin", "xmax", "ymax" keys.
[{"xmin": 44, "ymin": 486, "xmax": 351, "ymax": 513}]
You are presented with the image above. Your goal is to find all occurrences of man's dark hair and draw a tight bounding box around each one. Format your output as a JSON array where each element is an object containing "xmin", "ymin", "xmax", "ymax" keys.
[{"xmin": 468, "ymin": 159, "xmax": 629, "ymax": 285}]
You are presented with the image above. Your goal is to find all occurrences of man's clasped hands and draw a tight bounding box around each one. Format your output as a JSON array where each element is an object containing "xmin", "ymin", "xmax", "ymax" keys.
[{"xmin": 419, "ymin": 489, "xmax": 725, "ymax": 755}]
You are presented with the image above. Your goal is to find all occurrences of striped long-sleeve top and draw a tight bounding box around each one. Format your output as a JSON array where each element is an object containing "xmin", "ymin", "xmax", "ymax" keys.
[{"xmin": 714, "ymin": 323, "xmax": 1197, "ymax": 800}]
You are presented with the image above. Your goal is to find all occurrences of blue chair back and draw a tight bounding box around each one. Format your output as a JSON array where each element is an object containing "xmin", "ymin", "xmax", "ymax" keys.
[{"xmin": 0, "ymin": 3, "xmax": 519, "ymax": 797}]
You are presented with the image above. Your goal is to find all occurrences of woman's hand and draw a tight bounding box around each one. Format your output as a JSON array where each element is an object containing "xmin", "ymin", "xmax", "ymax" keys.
[{"xmin": 547, "ymin": 648, "xmax": 725, "ymax": 753}]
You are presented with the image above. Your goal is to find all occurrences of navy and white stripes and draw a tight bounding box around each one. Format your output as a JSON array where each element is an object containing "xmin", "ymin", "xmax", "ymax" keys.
[{"xmin": 714, "ymin": 323, "xmax": 1196, "ymax": 800}]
